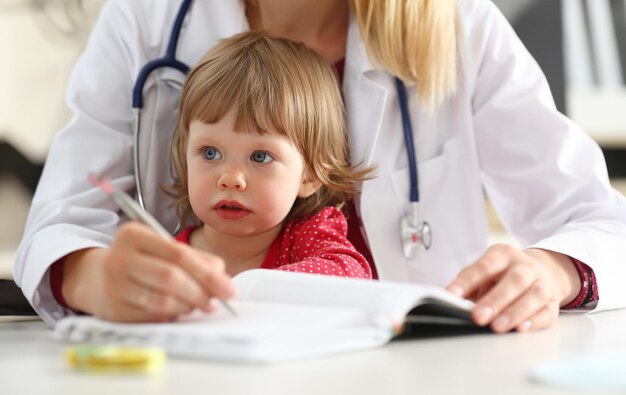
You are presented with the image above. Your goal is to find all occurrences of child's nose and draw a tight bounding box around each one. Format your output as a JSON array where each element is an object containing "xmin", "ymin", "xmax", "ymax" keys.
[{"xmin": 218, "ymin": 169, "xmax": 247, "ymax": 191}]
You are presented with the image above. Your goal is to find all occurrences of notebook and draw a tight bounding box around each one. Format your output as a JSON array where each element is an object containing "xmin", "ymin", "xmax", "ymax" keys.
[{"xmin": 54, "ymin": 270, "xmax": 487, "ymax": 363}]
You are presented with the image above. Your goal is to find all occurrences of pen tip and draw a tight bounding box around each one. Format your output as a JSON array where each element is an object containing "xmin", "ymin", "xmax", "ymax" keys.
[{"xmin": 87, "ymin": 174, "xmax": 114, "ymax": 195}]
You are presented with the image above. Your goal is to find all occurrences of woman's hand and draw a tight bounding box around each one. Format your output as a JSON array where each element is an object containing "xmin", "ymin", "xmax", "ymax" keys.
[
  {"xmin": 61, "ymin": 222, "xmax": 236, "ymax": 322},
  {"xmin": 446, "ymin": 244, "xmax": 581, "ymax": 333}
]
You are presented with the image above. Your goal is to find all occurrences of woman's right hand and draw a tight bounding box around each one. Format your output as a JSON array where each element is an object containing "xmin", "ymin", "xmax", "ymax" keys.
[{"xmin": 61, "ymin": 221, "xmax": 236, "ymax": 322}]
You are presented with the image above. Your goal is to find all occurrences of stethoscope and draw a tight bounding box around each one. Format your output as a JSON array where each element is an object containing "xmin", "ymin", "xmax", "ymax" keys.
[
  {"xmin": 395, "ymin": 78, "xmax": 432, "ymax": 257},
  {"xmin": 130, "ymin": 0, "xmax": 431, "ymax": 257},
  {"xmin": 132, "ymin": 0, "xmax": 193, "ymax": 211}
]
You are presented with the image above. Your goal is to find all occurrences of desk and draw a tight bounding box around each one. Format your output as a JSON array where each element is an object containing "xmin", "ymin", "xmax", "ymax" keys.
[{"xmin": 0, "ymin": 311, "xmax": 625, "ymax": 395}]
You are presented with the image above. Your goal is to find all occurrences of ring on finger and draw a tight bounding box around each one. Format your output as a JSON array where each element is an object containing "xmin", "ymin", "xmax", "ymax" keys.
[{"xmin": 136, "ymin": 288, "xmax": 151, "ymax": 308}]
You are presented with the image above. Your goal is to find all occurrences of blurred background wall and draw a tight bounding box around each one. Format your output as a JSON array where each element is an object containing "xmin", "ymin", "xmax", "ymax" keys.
[
  {"xmin": 1, "ymin": 0, "xmax": 625, "ymax": 278},
  {"xmin": 499, "ymin": 0, "xmax": 626, "ymax": 175},
  {"xmin": 0, "ymin": 0, "xmax": 105, "ymax": 277}
]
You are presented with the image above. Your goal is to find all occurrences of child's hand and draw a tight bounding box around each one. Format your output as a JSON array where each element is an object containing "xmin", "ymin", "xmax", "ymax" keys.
[
  {"xmin": 446, "ymin": 245, "xmax": 581, "ymax": 333},
  {"xmin": 62, "ymin": 221, "xmax": 236, "ymax": 322}
]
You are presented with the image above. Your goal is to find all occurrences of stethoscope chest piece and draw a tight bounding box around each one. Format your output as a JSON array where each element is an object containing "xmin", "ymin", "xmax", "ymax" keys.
[
  {"xmin": 401, "ymin": 214, "xmax": 432, "ymax": 259},
  {"xmin": 395, "ymin": 77, "xmax": 432, "ymax": 259}
]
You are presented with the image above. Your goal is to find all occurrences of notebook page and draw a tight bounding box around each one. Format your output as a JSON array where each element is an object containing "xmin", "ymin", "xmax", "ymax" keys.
[
  {"xmin": 54, "ymin": 300, "xmax": 390, "ymax": 362},
  {"xmin": 233, "ymin": 270, "xmax": 473, "ymax": 324}
]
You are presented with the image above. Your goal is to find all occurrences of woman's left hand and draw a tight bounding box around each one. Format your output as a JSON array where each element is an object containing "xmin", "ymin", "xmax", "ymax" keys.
[{"xmin": 446, "ymin": 244, "xmax": 581, "ymax": 333}]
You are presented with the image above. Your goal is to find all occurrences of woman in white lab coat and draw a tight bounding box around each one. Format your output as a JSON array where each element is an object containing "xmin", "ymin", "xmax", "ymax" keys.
[{"xmin": 14, "ymin": 0, "xmax": 626, "ymax": 331}]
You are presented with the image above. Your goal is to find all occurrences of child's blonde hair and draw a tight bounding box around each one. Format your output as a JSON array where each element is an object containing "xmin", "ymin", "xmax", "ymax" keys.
[
  {"xmin": 168, "ymin": 31, "xmax": 372, "ymax": 226},
  {"xmin": 351, "ymin": 0, "xmax": 458, "ymax": 108}
]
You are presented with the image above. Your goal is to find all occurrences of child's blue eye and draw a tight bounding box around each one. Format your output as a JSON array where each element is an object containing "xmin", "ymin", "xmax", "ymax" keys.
[
  {"xmin": 251, "ymin": 151, "xmax": 273, "ymax": 164},
  {"xmin": 202, "ymin": 147, "xmax": 222, "ymax": 160}
]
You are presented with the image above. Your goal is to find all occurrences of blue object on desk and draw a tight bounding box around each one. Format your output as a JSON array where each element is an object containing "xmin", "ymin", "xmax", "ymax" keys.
[{"xmin": 529, "ymin": 354, "xmax": 626, "ymax": 391}]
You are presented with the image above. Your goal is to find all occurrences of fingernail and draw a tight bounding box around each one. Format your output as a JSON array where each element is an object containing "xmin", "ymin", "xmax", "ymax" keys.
[
  {"xmin": 448, "ymin": 285, "xmax": 463, "ymax": 297},
  {"xmin": 493, "ymin": 315, "xmax": 510, "ymax": 331},
  {"xmin": 204, "ymin": 299, "xmax": 218, "ymax": 312},
  {"xmin": 220, "ymin": 281, "xmax": 236, "ymax": 298},
  {"xmin": 474, "ymin": 305, "xmax": 494, "ymax": 325},
  {"xmin": 519, "ymin": 320, "xmax": 532, "ymax": 332}
]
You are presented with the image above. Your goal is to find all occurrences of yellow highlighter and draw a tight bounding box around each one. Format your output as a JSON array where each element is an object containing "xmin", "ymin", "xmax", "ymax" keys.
[{"xmin": 65, "ymin": 345, "xmax": 166, "ymax": 373}]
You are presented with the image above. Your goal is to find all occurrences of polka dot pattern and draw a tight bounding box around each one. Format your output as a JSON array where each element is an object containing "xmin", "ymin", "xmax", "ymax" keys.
[
  {"xmin": 175, "ymin": 207, "xmax": 372, "ymax": 280},
  {"xmin": 262, "ymin": 207, "xmax": 372, "ymax": 279}
]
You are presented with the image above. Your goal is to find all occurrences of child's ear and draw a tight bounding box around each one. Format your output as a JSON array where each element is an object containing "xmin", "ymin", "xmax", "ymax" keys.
[{"xmin": 298, "ymin": 173, "xmax": 322, "ymax": 198}]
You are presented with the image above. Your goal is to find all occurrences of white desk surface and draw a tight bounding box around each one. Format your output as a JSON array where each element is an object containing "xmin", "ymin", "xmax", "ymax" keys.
[{"xmin": 1, "ymin": 311, "xmax": 625, "ymax": 395}]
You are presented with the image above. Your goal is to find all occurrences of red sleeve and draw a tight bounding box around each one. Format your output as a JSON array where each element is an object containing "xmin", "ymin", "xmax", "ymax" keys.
[
  {"xmin": 272, "ymin": 207, "xmax": 372, "ymax": 279},
  {"xmin": 50, "ymin": 260, "xmax": 70, "ymax": 308},
  {"xmin": 50, "ymin": 259, "xmax": 85, "ymax": 314},
  {"xmin": 561, "ymin": 258, "xmax": 599, "ymax": 309}
]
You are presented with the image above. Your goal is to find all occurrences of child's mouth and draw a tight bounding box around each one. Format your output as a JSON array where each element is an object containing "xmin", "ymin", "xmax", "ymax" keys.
[{"xmin": 214, "ymin": 200, "xmax": 250, "ymax": 219}]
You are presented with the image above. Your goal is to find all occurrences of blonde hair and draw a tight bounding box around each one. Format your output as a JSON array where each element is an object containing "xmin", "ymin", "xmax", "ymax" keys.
[
  {"xmin": 167, "ymin": 31, "xmax": 372, "ymax": 226},
  {"xmin": 351, "ymin": 0, "xmax": 459, "ymax": 108}
]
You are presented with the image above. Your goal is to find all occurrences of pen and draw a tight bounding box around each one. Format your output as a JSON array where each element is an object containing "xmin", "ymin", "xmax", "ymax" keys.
[{"xmin": 88, "ymin": 174, "xmax": 237, "ymax": 317}]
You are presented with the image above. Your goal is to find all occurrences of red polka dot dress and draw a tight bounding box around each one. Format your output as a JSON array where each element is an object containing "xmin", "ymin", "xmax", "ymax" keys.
[{"xmin": 175, "ymin": 207, "xmax": 372, "ymax": 279}]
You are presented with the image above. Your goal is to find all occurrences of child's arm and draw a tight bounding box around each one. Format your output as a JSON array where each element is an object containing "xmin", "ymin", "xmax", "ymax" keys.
[{"xmin": 270, "ymin": 207, "xmax": 372, "ymax": 279}]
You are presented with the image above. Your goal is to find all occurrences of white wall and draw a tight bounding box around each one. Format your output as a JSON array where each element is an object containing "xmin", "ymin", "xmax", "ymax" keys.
[
  {"xmin": 562, "ymin": 0, "xmax": 626, "ymax": 146},
  {"xmin": 0, "ymin": 1, "xmax": 104, "ymax": 161},
  {"xmin": 0, "ymin": 1, "xmax": 104, "ymax": 277}
]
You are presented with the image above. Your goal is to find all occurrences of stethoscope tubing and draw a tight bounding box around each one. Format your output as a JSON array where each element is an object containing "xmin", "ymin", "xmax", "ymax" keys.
[
  {"xmin": 132, "ymin": 0, "xmax": 193, "ymax": 109},
  {"xmin": 396, "ymin": 78, "xmax": 431, "ymax": 253},
  {"xmin": 131, "ymin": 0, "xmax": 194, "ymax": 210},
  {"xmin": 395, "ymin": 77, "xmax": 420, "ymax": 204}
]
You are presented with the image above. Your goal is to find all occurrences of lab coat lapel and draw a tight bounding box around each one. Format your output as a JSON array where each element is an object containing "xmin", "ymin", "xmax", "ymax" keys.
[{"xmin": 343, "ymin": 17, "xmax": 389, "ymax": 168}]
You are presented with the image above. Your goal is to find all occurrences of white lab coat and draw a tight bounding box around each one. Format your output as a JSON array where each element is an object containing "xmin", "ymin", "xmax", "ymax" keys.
[{"xmin": 14, "ymin": 0, "xmax": 626, "ymax": 325}]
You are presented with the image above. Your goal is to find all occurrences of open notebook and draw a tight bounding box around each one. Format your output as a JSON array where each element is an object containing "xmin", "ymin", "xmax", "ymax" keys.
[{"xmin": 54, "ymin": 270, "xmax": 487, "ymax": 363}]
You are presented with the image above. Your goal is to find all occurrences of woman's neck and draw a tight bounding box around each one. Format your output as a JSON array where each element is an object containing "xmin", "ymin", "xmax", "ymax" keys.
[
  {"xmin": 244, "ymin": 0, "xmax": 349, "ymax": 64},
  {"xmin": 190, "ymin": 224, "xmax": 282, "ymax": 276}
]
